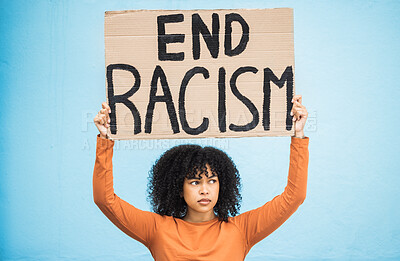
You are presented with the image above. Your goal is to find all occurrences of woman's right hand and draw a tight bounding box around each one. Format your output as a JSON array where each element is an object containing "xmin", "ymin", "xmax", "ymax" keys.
[{"xmin": 93, "ymin": 102, "xmax": 111, "ymax": 139}]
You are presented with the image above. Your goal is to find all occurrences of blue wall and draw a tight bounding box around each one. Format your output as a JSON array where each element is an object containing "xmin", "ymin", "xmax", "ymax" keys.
[{"xmin": 1, "ymin": 0, "xmax": 399, "ymax": 260}]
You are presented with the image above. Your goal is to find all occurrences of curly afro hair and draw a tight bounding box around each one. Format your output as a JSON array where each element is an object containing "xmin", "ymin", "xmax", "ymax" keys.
[{"xmin": 147, "ymin": 144, "xmax": 242, "ymax": 222}]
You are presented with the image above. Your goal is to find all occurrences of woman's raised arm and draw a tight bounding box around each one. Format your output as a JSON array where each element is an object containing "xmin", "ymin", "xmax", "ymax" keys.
[
  {"xmin": 231, "ymin": 95, "xmax": 310, "ymax": 252},
  {"xmin": 93, "ymin": 102, "xmax": 160, "ymax": 247}
]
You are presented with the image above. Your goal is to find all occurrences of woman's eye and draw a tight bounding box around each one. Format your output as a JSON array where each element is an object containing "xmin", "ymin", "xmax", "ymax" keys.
[
  {"xmin": 190, "ymin": 181, "xmax": 199, "ymax": 185},
  {"xmin": 209, "ymin": 179, "xmax": 217, "ymax": 184}
]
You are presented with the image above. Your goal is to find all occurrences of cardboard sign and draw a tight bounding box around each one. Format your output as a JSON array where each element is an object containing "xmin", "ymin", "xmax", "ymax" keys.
[{"xmin": 105, "ymin": 8, "xmax": 295, "ymax": 140}]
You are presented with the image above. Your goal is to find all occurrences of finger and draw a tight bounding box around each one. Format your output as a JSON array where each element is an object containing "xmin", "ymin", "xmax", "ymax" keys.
[
  {"xmin": 100, "ymin": 109, "xmax": 109, "ymax": 117},
  {"xmin": 94, "ymin": 114, "xmax": 104, "ymax": 124},
  {"xmin": 291, "ymin": 102, "xmax": 303, "ymax": 116},
  {"xmin": 94, "ymin": 113, "xmax": 109, "ymax": 130},
  {"xmin": 292, "ymin": 111, "xmax": 300, "ymax": 121},
  {"xmin": 294, "ymin": 107, "xmax": 307, "ymax": 115},
  {"xmin": 102, "ymin": 102, "xmax": 111, "ymax": 113},
  {"xmin": 293, "ymin": 114, "xmax": 303, "ymax": 122},
  {"xmin": 293, "ymin": 107, "xmax": 306, "ymax": 118},
  {"xmin": 292, "ymin": 97, "xmax": 301, "ymax": 105},
  {"xmin": 294, "ymin": 110, "xmax": 304, "ymax": 119},
  {"xmin": 293, "ymin": 101, "xmax": 303, "ymax": 107},
  {"xmin": 294, "ymin": 110, "xmax": 308, "ymax": 122},
  {"xmin": 100, "ymin": 114, "xmax": 108, "ymax": 126},
  {"xmin": 291, "ymin": 95, "xmax": 302, "ymax": 104},
  {"xmin": 290, "ymin": 107, "xmax": 299, "ymax": 116},
  {"xmin": 93, "ymin": 115, "xmax": 100, "ymax": 124},
  {"xmin": 100, "ymin": 109, "xmax": 111, "ymax": 124},
  {"xmin": 95, "ymin": 116, "xmax": 104, "ymax": 125},
  {"xmin": 299, "ymin": 111, "xmax": 308, "ymax": 119},
  {"xmin": 292, "ymin": 104, "xmax": 304, "ymax": 113},
  {"xmin": 101, "ymin": 103, "xmax": 111, "ymax": 123},
  {"xmin": 100, "ymin": 108, "xmax": 108, "ymax": 115},
  {"xmin": 291, "ymin": 103, "xmax": 302, "ymax": 114}
]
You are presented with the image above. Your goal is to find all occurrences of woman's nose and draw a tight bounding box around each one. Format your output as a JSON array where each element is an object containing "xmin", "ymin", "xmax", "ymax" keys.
[{"xmin": 199, "ymin": 184, "xmax": 209, "ymax": 194}]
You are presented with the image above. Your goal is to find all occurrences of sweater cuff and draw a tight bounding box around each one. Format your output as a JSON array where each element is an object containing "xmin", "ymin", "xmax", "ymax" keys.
[
  {"xmin": 291, "ymin": 136, "xmax": 309, "ymax": 148},
  {"xmin": 96, "ymin": 134, "xmax": 114, "ymax": 150}
]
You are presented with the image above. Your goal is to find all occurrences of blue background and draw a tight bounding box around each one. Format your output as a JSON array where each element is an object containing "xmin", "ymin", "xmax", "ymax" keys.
[{"xmin": 1, "ymin": 0, "xmax": 399, "ymax": 260}]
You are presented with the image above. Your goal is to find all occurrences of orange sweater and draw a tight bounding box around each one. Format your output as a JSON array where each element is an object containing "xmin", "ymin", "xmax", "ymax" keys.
[{"xmin": 93, "ymin": 136, "xmax": 309, "ymax": 261}]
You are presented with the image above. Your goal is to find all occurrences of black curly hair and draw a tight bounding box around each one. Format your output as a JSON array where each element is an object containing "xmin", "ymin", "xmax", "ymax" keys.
[{"xmin": 147, "ymin": 144, "xmax": 242, "ymax": 222}]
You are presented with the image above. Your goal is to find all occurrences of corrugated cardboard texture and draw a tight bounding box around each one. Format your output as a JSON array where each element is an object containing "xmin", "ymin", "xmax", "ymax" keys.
[{"xmin": 105, "ymin": 8, "xmax": 295, "ymax": 140}]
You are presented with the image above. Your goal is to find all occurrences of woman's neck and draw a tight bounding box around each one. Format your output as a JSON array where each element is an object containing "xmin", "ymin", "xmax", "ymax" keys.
[{"xmin": 183, "ymin": 212, "xmax": 217, "ymax": 223}]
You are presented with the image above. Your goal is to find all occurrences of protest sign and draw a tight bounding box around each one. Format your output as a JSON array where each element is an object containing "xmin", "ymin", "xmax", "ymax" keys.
[{"xmin": 105, "ymin": 8, "xmax": 295, "ymax": 139}]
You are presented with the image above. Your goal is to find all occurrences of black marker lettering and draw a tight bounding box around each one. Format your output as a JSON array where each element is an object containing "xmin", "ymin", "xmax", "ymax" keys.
[
  {"xmin": 179, "ymin": 67, "xmax": 210, "ymax": 135},
  {"xmin": 218, "ymin": 67, "xmax": 226, "ymax": 132},
  {"xmin": 224, "ymin": 13, "xmax": 249, "ymax": 57},
  {"xmin": 229, "ymin": 66, "xmax": 259, "ymax": 132},
  {"xmin": 192, "ymin": 13, "xmax": 220, "ymax": 60},
  {"xmin": 157, "ymin": 14, "xmax": 185, "ymax": 61},
  {"xmin": 107, "ymin": 64, "xmax": 141, "ymax": 135},
  {"xmin": 263, "ymin": 66, "xmax": 294, "ymax": 131},
  {"xmin": 145, "ymin": 66, "xmax": 180, "ymax": 134}
]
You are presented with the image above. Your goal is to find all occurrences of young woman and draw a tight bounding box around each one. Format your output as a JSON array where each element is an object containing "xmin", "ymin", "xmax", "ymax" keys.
[{"xmin": 93, "ymin": 95, "xmax": 309, "ymax": 260}]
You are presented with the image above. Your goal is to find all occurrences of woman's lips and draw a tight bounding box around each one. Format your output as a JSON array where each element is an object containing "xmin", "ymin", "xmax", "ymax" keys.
[{"xmin": 198, "ymin": 199, "xmax": 211, "ymax": 205}]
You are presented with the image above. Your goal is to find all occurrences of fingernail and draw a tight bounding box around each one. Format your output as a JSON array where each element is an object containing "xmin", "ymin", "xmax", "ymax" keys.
[
  {"xmin": 290, "ymin": 111, "xmax": 293, "ymax": 116},
  {"xmin": 108, "ymin": 119, "xmax": 110, "ymax": 123},
  {"xmin": 109, "ymin": 110, "xmax": 111, "ymax": 113}
]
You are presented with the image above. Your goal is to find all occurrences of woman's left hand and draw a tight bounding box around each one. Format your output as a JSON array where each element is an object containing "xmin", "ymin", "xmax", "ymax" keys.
[{"xmin": 290, "ymin": 95, "xmax": 308, "ymax": 137}]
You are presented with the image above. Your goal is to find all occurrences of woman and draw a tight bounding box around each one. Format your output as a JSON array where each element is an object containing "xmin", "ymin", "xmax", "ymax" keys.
[{"xmin": 93, "ymin": 95, "xmax": 309, "ymax": 260}]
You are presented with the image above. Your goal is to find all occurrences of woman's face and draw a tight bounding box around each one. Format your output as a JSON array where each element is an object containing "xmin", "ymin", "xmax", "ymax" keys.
[{"xmin": 182, "ymin": 164, "xmax": 219, "ymax": 221}]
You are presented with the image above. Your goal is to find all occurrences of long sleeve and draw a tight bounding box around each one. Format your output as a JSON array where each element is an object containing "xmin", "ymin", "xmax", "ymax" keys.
[
  {"xmin": 93, "ymin": 135, "xmax": 160, "ymax": 247},
  {"xmin": 231, "ymin": 136, "xmax": 309, "ymax": 252}
]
